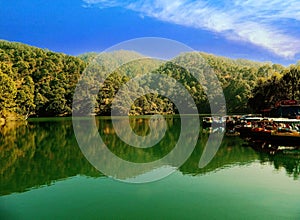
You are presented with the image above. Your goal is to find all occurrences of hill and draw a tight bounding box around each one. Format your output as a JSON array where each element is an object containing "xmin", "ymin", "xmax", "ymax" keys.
[
  {"xmin": 0, "ymin": 40, "xmax": 86, "ymax": 118},
  {"xmin": 0, "ymin": 40, "xmax": 298, "ymax": 119}
]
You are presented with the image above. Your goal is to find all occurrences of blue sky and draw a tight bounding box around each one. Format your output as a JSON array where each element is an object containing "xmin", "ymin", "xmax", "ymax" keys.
[{"xmin": 1, "ymin": 0, "xmax": 300, "ymax": 65}]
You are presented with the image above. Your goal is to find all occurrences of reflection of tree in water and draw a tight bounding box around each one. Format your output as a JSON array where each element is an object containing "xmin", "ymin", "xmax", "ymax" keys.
[
  {"xmin": 180, "ymin": 134, "xmax": 259, "ymax": 175},
  {"xmin": 1, "ymin": 117, "xmax": 300, "ymax": 196},
  {"xmin": 97, "ymin": 117, "xmax": 180, "ymax": 163},
  {"xmin": 246, "ymin": 141, "xmax": 300, "ymax": 179},
  {"xmin": 85, "ymin": 116, "xmax": 199, "ymax": 179},
  {"xmin": 0, "ymin": 120, "xmax": 101, "ymax": 196},
  {"xmin": 258, "ymin": 153, "xmax": 300, "ymax": 180}
]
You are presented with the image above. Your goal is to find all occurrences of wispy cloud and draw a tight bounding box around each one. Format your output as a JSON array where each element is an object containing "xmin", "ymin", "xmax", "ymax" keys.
[{"xmin": 83, "ymin": 0, "xmax": 300, "ymax": 58}]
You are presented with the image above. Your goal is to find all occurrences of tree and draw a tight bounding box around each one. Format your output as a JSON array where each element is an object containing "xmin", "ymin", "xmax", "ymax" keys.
[
  {"xmin": 16, "ymin": 76, "xmax": 35, "ymax": 118},
  {"xmin": 0, "ymin": 70, "xmax": 17, "ymax": 111},
  {"xmin": 282, "ymin": 65, "xmax": 300, "ymax": 100}
]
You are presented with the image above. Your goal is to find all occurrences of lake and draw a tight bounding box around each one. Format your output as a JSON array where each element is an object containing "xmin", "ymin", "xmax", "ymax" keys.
[{"xmin": 1, "ymin": 116, "xmax": 300, "ymax": 219}]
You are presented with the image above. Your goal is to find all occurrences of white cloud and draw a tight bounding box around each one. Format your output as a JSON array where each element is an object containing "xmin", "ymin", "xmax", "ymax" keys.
[{"xmin": 83, "ymin": 0, "xmax": 300, "ymax": 58}]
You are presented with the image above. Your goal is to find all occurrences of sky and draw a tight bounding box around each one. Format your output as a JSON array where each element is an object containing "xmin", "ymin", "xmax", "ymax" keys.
[{"xmin": 1, "ymin": 0, "xmax": 300, "ymax": 65}]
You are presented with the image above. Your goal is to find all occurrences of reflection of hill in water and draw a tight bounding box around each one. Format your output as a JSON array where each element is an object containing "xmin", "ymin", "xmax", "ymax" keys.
[
  {"xmin": 257, "ymin": 152, "xmax": 300, "ymax": 180},
  {"xmin": 0, "ymin": 119, "xmax": 102, "ymax": 196},
  {"xmin": 180, "ymin": 136, "xmax": 258, "ymax": 175},
  {"xmin": 1, "ymin": 117, "xmax": 299, "ymax": 195}
]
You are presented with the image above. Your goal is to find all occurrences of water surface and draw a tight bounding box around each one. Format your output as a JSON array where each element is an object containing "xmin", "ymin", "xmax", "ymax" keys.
[{"xmin": 1, "ymin": 117, "xmax": 299, "ymax": 219}]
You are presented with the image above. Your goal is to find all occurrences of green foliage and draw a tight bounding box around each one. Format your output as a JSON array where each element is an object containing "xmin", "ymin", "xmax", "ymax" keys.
[
  {"xmin": 0, "ymin": 40, "xmax": 86, "ymax": 117},
  {"xmin": 0, "ymin": 69, "xmax": 17, "ymax": 111},
  {"xmin": 15, "ymin": 76, "xmax": 35, "ymax": 116},
  {"xmin": 77, "ymin": 52, "xmax": 98, "ymax": 63},
  {"xmin": 1, "ymin": 40, "xmax": 299, "ymax": 117},
  {"xmin": 248, "ymin": 65, "xmax": 300, "ymax": 112},
  {"xmin": 282, "ymin": 65, "xmax": 300, "ymax": 100},
  {"xmin": 198, "ymin": 53, "xmax": 282, "ymax": 113}
]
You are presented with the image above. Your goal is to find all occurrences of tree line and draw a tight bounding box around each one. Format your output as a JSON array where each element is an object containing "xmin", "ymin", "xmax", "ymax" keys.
[{"xmin": 1, "ymin": 40, "xmax": 299, "ymax": 119}]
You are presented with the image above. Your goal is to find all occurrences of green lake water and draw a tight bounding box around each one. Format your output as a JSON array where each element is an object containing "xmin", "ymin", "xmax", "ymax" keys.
[{"xmin": 0, "ymin": 116, "xmax": 300, "ymax": 219}]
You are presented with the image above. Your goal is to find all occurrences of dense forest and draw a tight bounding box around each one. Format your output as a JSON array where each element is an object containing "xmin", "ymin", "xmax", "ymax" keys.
[
  {"xmin": 248, "ymin": 65, "xmax": 300, "ymax": 112},
  {"xmin": 1, "ymin": 40, "xmax": 300, "ymax": 120},
  {"xmin": 0, "ymin": 40, "xmax": 86, "ymax": 119}
]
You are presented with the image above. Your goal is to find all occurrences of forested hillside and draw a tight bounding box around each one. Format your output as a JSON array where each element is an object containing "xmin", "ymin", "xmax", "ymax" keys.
[
  {"xmin": 248, "ymin": 65, "xmax": 300, "ymax": 112},
  {"xmin": 1, "ymin": 40, "xmax": 299, "ymax": 120},
  {"xmin": 0, "ymin": 41, "xmax": 86, "ymax": 119}
]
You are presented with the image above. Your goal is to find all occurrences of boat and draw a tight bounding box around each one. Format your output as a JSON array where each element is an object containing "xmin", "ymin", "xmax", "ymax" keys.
[
  {"xmin": 233, "ymin": 100, "xmax": 300, "ymax": 153},
  {"xmin": 235, "ymin": 114, "xmax": 300, "ymax": 146},
  {"xmin": 249, "ymin": 129, "xmax": 300, "ymax": 146},
  {"xmin": 264, "ymin": 100, "xmax": 300, "ymax": 119},
  {"xmin": 202, "ymin": 117, "xmax": 213, "ymax": 128},
  {"xmin": 202, "ymin": 116, "xmax": 226, "ymax": 128},
  {"xmin": 202, "ymin": 115, "xmax": 240, "ymax": 129}
]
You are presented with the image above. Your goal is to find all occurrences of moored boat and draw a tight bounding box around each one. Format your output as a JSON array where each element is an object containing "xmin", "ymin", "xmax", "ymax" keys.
[
  {"xmin": 248, "ymin": 129, "xmax": 300, "ymax": 146},
  {"xmin": 235, "ymin": 116, "xmax": 300, "ymax": 146}
]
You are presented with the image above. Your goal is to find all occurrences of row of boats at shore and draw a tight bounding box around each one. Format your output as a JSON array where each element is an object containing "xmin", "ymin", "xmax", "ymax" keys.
[{"xmin": 202, "ymin": 114, "xmax": 300, "ymax": 153}]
